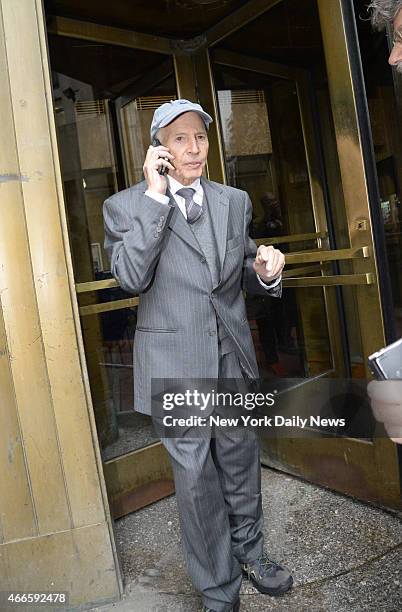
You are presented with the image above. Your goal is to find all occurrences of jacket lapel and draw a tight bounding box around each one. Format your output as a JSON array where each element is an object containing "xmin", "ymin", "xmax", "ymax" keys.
[
  {"xmin": 201, "ymin": 177, "xmax": 229, "ymax": 284},
  {"xmin": 141, "ymin": 182, "xmax": 203, "ymax": 255},
  {"xmin": 165, "ymin": 187, "xmax": 204, "ymax": 256},
  {"xmin": 140, "ymin": 178, "xmax": 230, "ymax": 277}
]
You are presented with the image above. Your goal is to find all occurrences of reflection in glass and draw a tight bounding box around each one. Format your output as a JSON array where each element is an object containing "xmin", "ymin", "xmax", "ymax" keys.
[{"xmin": 214, "ymin": 69, "xmax": 332, "ymax": 379}]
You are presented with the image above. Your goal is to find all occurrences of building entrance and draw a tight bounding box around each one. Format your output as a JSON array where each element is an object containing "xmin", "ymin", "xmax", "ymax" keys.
[{"xmin": 44, "ymin": 0, "xmax": 401, "ymax": 516}]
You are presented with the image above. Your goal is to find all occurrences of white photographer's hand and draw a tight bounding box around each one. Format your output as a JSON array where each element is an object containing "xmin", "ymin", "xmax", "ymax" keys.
[{"xmin": 367, "ymin": 380, "xmax": 402, "ymax": 443}]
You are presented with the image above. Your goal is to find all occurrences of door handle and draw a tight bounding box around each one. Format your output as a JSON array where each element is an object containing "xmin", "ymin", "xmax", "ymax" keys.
[
  {"xmin": 282, "ymin": 273, "xmax": 374, "ymax": 287},
  {"xmin": 284, "ymin": 246, "xmax": 369, "ymax": 265}
]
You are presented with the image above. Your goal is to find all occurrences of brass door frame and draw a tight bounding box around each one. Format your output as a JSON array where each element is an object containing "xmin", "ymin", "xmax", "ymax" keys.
[
  {"xmin": 47, "ymin": 0, "xmax": 400, "ymax": 510},
  {"xmin": 47, "ymin": 15, "xmax": 173, "ymax": 54},
  {"xmin": 316, "ymin": 0, "xmax": 399, "ymax": 507},
  {"xmin": 0, "ymin": 0, "xmax": 123, "ymax": 604},
  {"xmin": 317, "ymin": 0, "xmax": 386, "ymax": 362}
]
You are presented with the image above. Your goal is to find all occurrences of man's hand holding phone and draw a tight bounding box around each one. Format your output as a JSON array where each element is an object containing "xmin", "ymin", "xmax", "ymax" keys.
[{"xmin": 143, "ymin": 138, "xmax": 175, "ymax": 195}]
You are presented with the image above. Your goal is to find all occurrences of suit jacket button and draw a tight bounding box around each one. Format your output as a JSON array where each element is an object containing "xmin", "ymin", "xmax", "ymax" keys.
[
  {"xmin": 200, "ymin": 257, "xmax": 206, "ymax": 263},
  {"xmin": 208, "ymin": 330, "xmax": 216, "ymax": 336}
]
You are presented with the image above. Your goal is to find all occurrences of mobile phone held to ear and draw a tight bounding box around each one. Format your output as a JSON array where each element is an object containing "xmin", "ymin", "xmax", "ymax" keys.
[{"xmin": 152, "ymin": 137, "xmax": 170, "ymax": 176}]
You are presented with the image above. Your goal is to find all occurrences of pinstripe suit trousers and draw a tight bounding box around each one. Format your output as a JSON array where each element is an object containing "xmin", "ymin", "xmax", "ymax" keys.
[{"xmin": 154, "ymin": 350, "xmax": 265, "ymax": 612}]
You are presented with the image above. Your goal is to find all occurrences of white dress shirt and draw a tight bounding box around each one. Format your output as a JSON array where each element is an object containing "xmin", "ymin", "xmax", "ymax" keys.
[{"xmin": 145, "ymin": 175, "xmax": 281, "ymax": 289}]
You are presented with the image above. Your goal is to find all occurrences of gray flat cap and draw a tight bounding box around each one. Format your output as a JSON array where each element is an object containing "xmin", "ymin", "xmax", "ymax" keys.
[{"xmin": 150, "ymin": 99, "xmax": 213, "ymax": 141}]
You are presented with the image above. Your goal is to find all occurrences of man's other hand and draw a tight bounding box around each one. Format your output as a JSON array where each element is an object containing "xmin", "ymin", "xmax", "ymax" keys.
[
  {"xmin": 253, "ymin": 245, "xmax": 285, "ymax": 284},
  {"xmin": 367, "ymin": 380, "xmax": 402, "ymax": 444}
]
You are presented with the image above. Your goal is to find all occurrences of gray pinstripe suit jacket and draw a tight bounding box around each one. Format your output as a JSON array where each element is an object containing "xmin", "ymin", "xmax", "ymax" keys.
[{"xmin": 103, "ymin": 177, "xmax": 282, "ymax": 415}]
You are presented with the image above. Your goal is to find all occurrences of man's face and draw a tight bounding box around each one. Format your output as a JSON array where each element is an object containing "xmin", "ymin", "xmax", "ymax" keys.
[
  {"xmin": 159, "ymin": 111, "xmax": 209, "ymax": 185},
  {"xmin": 389, "ymin": 8, "xmax": 402, "ymax": 73}
]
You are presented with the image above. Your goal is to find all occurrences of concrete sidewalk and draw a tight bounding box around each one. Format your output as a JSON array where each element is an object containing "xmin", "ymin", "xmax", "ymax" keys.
[{"xmin": 91, "ymin": 468, "xmax": 402, "ymax": 611}]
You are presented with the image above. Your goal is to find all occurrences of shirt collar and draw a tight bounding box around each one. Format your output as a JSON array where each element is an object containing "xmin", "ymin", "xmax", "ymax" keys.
[{"xmin": 167, "ymin": 174, "xmax": 201, "ymax": 196}]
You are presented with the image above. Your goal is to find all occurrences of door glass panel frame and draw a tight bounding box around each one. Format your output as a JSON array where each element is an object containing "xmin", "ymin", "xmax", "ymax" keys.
[{"xmin": 212, "ymin": 51, "xmax": 345, "ymax": 381}]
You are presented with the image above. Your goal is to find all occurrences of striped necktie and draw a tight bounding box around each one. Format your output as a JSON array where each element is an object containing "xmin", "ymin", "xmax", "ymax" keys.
[{"xmin": 176, "ymin": 187, "xmax": 203, "ymax": 224}]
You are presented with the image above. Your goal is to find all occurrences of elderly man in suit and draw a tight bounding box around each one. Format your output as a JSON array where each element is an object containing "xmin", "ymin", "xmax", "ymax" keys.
[{"xmin": 103, "ymin": 99, "xmax": 293, "ymax": 612}]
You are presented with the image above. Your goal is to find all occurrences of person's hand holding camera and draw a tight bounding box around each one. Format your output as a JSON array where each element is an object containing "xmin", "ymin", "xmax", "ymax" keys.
[{"xmin": 367, "ymin": 380, "xmax": 402, "ymax": 443}]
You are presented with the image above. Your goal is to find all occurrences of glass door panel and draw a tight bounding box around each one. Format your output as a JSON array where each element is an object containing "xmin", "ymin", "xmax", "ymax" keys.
[
  {"xmin": 213, "ymin": 68, "xmax": 336, "ymax": 381},
  {"xmin": 48, "ymin": 33, "xmax": 176, "ymax": 515},
  {"xmin": 209, "ymin": 0, "xmax": 400, "ymax": 508}
]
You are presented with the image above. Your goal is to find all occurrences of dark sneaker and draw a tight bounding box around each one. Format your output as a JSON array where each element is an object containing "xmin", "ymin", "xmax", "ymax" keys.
[
  {"xmin": 202, "ymin": 598, "xmax": 240, "ymax": 611},
  {"xmin": 242, "ymin": 553, "xmax": 293, "ymax": 596}
]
